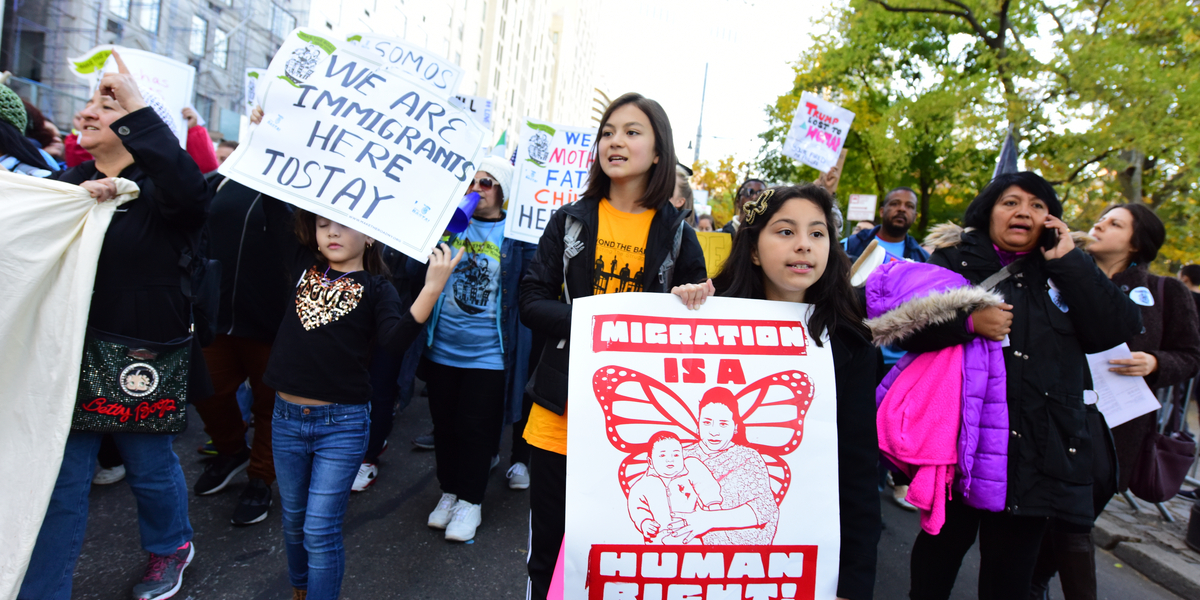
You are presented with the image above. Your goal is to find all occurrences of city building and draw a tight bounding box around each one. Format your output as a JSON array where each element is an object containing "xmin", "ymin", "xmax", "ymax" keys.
[{"xmin": 1, "ymin": 0, "xmax": 311, "ymax": 140}]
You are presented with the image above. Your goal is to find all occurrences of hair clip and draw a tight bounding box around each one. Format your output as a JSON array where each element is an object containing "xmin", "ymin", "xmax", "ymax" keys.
[{"xmin": 743, "ymin": 189, "xmax": 774, "ymax": 225}]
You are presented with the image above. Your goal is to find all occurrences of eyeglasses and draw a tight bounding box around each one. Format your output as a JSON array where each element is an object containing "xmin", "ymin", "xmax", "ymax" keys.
[
  {"xmin": 738, "ymin": 187, "xmax": 763, "ymax": 198},
  {"xmin": 470, "ymin": 177, "xmax": 494, "ymax": 189}
]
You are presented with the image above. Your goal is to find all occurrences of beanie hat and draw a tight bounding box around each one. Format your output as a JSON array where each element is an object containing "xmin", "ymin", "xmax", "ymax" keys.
[
  {"xmin": 477, "ymin": 155, "xmax": 515, "ymax": 201},
  {"xmin": 0, "ymin": 85, "xmax": 28, "ymax": 133}
]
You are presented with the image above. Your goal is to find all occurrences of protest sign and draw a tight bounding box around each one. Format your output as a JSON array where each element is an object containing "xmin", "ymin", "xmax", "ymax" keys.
[
  {"xmin": 67, "ymin": 45, "xmax": 195, "ymax": 147},
  {"xmin": 451, "ymin": 94, "xmax": 493, "ymax": 127},
  {"xmin": 782, "ymin": 92, "xmax": 855, "ymax": 173},
  {"xmin": 846, "ymin": 194, "xmax": 877, "ymax": 222},
  {"xmin": 505, "ymin": 118, "xmax": 594, "ymax": 244},
  {"xmin": 218, "ymin": 28, "xmax": 489, "ymax": 263},
  {"xmin": 565, "ymin": 293, "xmax": 841, "ymax": 600},
  {"xmin": 696, "ymin": 231, "xmax": 732, "ymax": 279},
  {"xmin": 245, "ymin": 68, "xmax": 265, "ymax": 116},
  {"xmin": 348, "ymin": 33, "xmax": 464, "ymax": 94}
]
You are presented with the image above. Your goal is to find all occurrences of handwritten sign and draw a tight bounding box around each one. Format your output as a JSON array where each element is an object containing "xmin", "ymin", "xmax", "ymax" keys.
[
  {"xmin": 67, "ymin": 45, "xmax": 196, "ymax": 147},
  {"xmin": 504, "ymin": 117, "xmax": 594, "ymax": 244},
  {"xmin": 244, "ymin": 68, "xmax": 265, "ymax": 116},
  {"xmin": 452, "ymin": 94, "xmax": 493, "ymax": 127},
  {"xmin": 565, "ymin": 293, "xmax": 842, "ymax": 600},
  {"xmin": 846, "ymin": 194, "xmax": 877, "ymax": 222},
  {"xmin": 782, "ymin": 92, "xmax": 855, "ymax": 173},
  {"xmin": 218, "ymin": 28, "xmax": 489, "ymax": 263},
  {"xmin": 347, "ymin": 32, "xmax": 464, "ymax": 94},
  {"xmin": 696, "ymin": 231, "xmax": 732, "ymax": 279}
]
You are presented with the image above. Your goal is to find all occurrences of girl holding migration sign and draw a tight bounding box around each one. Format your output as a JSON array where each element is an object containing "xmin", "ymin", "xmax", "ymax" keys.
[
  {"xmin": 673, "ymin": 184, "xmax": 882, "ymax": 600},
  {"xmin": 519, "ymin": 92, "xmax": 708, "ymax": 600}
]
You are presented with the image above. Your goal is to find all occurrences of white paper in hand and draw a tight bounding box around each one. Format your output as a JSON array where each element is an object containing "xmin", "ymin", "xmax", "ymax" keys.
[{"xmin": 1085, "ymin": 343, "xmax": 1161, "ymax": 427}]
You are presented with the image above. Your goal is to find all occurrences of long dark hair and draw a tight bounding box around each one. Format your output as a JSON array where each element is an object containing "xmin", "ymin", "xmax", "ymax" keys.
[
  {"xmin": 1099, "ymin": 203, "xmax": 1165, "ymax": 266},
  {"xmin": 712, "ymin": 184, "xmax": 867, "ymax": 346},
  {"xmin": 580, "ymin": 93, "xmax": 676, "ymax": 211},
  {"xmin": 292, "ymin": 209, "xmax": 389, "ymax": 276},
  {"xmin": 963, "ymin": 171, "xmax": 1061, "ymax": 231}
]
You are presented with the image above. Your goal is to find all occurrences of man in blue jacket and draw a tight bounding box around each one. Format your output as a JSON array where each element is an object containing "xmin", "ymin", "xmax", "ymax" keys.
[{"xmin": 845, "ymin": 186, "xmax": 929, "ymax": 262}]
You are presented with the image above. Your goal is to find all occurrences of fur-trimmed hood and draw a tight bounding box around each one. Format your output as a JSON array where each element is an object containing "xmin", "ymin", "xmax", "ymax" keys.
[
  {"xmin": 865, "ymin": 260, "xmax": 1004, "ymax": 347},
  {"xmin": 922, "ymin": 222, "xmax": 1095, "ymax": 252}
]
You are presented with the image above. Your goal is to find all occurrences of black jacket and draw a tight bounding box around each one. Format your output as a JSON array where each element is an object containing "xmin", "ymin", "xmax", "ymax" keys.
[
  {"xmin": 53, "ymin": 107, "xmax": 214, "ymax": 399},
  {"xmin": 519, "ymin": 197, "xmax": 707, "ymax": 414},
  {"xmin": 831, "ymin": 326, "xmax": 882, "ymax": 600},
  {"xmin": 900, "ymin": 228, "xmax": 1142, "ymax": 524},
  {"xmin": 206, "ymin": 179, "xmax": 291, "ymax": 342}
]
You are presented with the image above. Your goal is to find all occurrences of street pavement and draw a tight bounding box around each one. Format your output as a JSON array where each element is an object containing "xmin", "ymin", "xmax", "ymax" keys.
[{"xmin": 67, "ymin": 395, "xmax": 1184, "ymax": 599}]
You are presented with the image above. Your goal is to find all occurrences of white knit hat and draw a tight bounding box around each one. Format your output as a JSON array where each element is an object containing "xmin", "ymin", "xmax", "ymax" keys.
[{"xmin": 476, "ymin": 155, "xmax": 514, "ymax": 201}]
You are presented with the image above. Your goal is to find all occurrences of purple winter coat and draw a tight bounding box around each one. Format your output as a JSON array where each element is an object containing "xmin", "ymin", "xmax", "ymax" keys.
[{"xmin": 866, "ymin": 261, "xmax": 1009, "ymax": 512}]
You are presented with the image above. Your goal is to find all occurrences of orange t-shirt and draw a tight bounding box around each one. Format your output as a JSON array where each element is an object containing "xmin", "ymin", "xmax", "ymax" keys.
[{"xmin": 524, "ymin": 199, "xmax": 655, "ymax": 455}]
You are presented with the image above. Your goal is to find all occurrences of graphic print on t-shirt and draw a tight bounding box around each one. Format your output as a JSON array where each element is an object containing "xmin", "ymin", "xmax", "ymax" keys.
[
  {"xmin": 451, "ymin": 239, "xmax": 500, "ymax": 314},
  {"xmin": 295, "ymin": 266, "xmax": 364, "ymax": 330},
  {"xmin": 594, "ymin": 200, "xmax": 654, "ymax": 295}
]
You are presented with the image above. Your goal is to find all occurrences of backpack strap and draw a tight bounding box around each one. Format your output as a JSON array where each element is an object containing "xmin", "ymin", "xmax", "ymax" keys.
[
  {"xmin": 658, "ymin": 221, "xmax": 685, "ymax": 287},
  {"xmin": 561, "ymin": 215, "xmax": 585, "ymax": 305},
  {"xmin": 979, "ymin": 257, "xmax": 1027, "ymax": 291}
]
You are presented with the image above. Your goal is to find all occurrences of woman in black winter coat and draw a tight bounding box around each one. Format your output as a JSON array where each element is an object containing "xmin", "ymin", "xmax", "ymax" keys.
[{"xmin": 900, "ymin": 172, "xmax": 1142, "ymax": 600}]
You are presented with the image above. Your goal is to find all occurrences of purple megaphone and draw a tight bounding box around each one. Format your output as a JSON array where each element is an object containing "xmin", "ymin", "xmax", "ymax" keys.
[{"xmin": 446, "ymin": 192, "xmax": 481, "ymax": 234}]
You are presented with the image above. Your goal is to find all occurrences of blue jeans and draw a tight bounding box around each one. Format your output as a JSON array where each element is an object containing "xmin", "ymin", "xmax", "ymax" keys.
[
  {"xmin": 272, "ymin": 396, "xmax": 369, "ymax": 598},
  {"xmin": 19, "ymin": 431, "xmax": 192, "ymax": 600}
]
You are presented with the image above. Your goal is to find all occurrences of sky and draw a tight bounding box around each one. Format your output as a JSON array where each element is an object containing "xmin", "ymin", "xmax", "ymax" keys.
[{"xmin": 594, "ymin": 0, "xmax": 831, "ymax": 170}]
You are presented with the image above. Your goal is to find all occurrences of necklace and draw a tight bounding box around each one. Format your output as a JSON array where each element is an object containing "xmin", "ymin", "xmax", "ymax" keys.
[{"xmin": 321, "ymin": 265, "xmax": 358, "ymax": 287}]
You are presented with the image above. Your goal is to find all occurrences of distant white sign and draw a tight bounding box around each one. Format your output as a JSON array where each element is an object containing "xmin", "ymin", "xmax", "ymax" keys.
[
  {"xmin": 451, "ymin": 94, "xmax": 493, "ymax": 127},
  {"xmin": 846, "ymin": 194, "xmax": 877, "ymax": 222},
  {"xmin": 782, "ymin": 92, "xmax": 855, "ymax": 173},
  {"xmin": 348, "ymin": 33, "xmax": 464, "ymax": 93},
  {"xmin": 219, "ymin": 29, "xmax": 489, "ymax": 263},
  {"xmin": 505, "ymin": 117, "xmax": 593, "ymax": 244},
  {"xmin": 67, "ymin": 45, "xmax": 196, "ymax": 147}
]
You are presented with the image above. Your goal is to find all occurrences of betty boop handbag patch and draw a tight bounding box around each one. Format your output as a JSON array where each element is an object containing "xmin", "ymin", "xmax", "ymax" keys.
[{"xmin": 72, "ymin": 328, "xmax": 190, "ymax": 433}]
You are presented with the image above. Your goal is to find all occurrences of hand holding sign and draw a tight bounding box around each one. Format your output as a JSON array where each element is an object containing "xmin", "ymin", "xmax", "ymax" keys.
[{"xmin": 98, "ymin": 51, "xmax": 147, "ymax": 113}]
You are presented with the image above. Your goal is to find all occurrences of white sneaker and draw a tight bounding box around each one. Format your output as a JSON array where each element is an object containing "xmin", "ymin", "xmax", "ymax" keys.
[
  {"xmin": 893, "ymin": 485, "xmax": 918, "ymax": 512},
  {"xmin": 93, "ymin": 464, "xmax": 126, "ymax": 485},
  {"xmin": 427, "ymin": 493, "xmax": 458, "ymax": 529},
  {"xmin": 490, "ymin": 455, "xmax": 499, "ymax": 470},
  {"xmin": 445, "ymin": 500, "xmax": 482, "ymax": 541},
  {"xmin": 351, "ymin": 463, "xmax": 378, "ymax": 492},
  {"xmin": 507, "ymin": 462, "xmax": 530, "ymax": 490}
]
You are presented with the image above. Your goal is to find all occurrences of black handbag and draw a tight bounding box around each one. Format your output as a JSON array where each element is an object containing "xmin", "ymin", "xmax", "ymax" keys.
[{"xmin": 71, "ymin": 328, "xmax": 191, "ymax": 433}]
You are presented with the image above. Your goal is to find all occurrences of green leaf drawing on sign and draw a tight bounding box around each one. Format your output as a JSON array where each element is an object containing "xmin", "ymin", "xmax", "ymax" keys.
[
  {"xmin": 296, "ymin": 31, "xmax": 337, "ymax": 54},
  {"xmin": 277, "ymin": 75, "xmax": 301, "ymax": 88},
  {"xmin": 526, "ymin": 158, "xmax": 546, "ymax": 168},
  {"xmin": 347, "ymin": 35, "xmax": 363, "ymax": 42},
  {"xmin": 248, "ymin": 71, "xmax": 260, "ymax": 79},
  {"xmin": 527, "ymin": 122, "xmax": 556, "ymax": 136},
  {"xmin": 73, "ymin": 50, "xmax": 113, "ymax": 74}
]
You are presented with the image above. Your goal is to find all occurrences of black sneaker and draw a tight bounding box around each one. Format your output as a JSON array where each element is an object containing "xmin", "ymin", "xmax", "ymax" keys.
[
  {"xmin": 131, "ymin": 541, "xmax": 194, "ymax": 600},
  {"xmin": 193, "ymin": 448, "xmax": 250, "ymax": 496},
  {"xmin": 413, "ymin": 433, "xmax": 435, "ymax": 450},
  {"xmin": 231, "ymin": 478, "xmax": 273, "ymax": 526}
]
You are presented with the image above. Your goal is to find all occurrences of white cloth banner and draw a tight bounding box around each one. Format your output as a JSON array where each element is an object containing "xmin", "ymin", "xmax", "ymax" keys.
[
  {"xmin": 504, "ymin": 118, "xmax": 593, "ymax": 244},
  {"xmin": 782, "ymin": 92, "xmax": 855, "ymax": 173},
  {"xmin": 0, "ymin": 172, "xmax": 138, "ymax": 600},
  {"xmin": 348, "ymin": 32, "xmax": 465, "ymax": 94},
  {"xmin": 565, "ymin": 293, "xmax": 842, "ymax": 600},
  {"xmin": 219, "ymin": 28, "xmax": 489, "ymax": 263},
  {"xmin": 67, "ymin": 46, "xmax": 196, "ymax": 148}
]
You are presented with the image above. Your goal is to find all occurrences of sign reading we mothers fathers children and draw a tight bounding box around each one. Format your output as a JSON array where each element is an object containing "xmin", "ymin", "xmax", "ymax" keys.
[
  {"xmin": 565, "ymin": 293, "xmax": 842, "ymax": 600},
  {"xmin": 504, "ymin": 118, "xmax": 594, "ymax": 244},
  {"xmin": 219, "ymin": 29, "xmax": 489, "ymax": 263},
  {"xmin": 782, "ymin": 92, "xmax": 855, "ymax": 173}
]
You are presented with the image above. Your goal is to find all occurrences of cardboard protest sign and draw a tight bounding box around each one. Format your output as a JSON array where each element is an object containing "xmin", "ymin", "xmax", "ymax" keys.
[
  {"xmin": 452, "ymin": 94, "xmax": 493, "ymax": 127},
  {"xmin": 505, "ymin": 118, "xmax": 594, "ymax": 244},
  {"xmin": 696, "ymin": 231, "xmax": 732, "ymax": 279},
  {"xmin": 245, "ymin": 68, "xmax": 265, "ymax": 116},
  {"xmin": 348, "ymin": 33, "xmax": 464, "ymax": 94},
  {"xmin": 845, "ymin": 194, "xmax": 877, "ymax": 222},
  {"xmin": 782, "ymin": 92, "xmax": 855, "ymax": 173},
  {"xmin": 566, "ymin": 293, "xmax": 841, "ymax": 600},
  {"xmin": 218, "ymin": 28, "xmax": 489, "ymax": 263},
  {"xmin": 67, "ymin": 46, "xmax": 195, "ymax": 147}
]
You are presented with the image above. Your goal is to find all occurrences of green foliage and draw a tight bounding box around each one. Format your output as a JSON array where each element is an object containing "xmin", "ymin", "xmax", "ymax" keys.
[{"xmin": 691, "ymin": 157, "xmax": 750, "ymax": 227}]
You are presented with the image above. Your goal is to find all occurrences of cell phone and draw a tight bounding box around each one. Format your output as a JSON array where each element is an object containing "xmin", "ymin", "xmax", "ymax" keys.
[{"xmin": 1039, "ymin": 227, "xmax": 1059, "ymax": 251}]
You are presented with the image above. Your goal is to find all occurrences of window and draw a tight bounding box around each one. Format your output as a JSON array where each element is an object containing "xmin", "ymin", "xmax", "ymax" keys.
[
  {"xmin": 109, "ymin": 0, "xmax": 130, "ymax": 19},
  {"xmin": 213, "ymin": 28, "xmax": 229, "ymax": 68},
  {"xmin": 518, "ymin": 20, "xmax": 522, "ymax": 36},
  {"xmin": 515, "ymin": 44, "xmax": 519, "ymax": 61},
  {"xmin": 455, "ymin": 52, "xmax": 461, "ymax": 66},
  {"xmin": 499, "ymin": 18, "xmax": 505, "ymax": 38},
  {"xmin": 479, "ymin": 28, "xmax": 484, "ymax": 49},
  {"xmin": 458, "ymin": 23, "xmax": 464, "ymax": 40},
  {"xmin": 493, "ymin": 69, "xmax": 500, "ymax": 88},
  {"xmin": 189, "ymin": 16, "xmax": 208, "ymax": 56},
  {"xmin": 482, "ymin": 1, "xmax": 487, "ymax": 19},
  {"xmin": 194, "ymin": 95, "xmax": 214, "ymax": 124},
  {"xmin": 138, "ymin": 0, "xmax": 160, "ymax": 33},
  {"xmin": 271, "ymin": 3, "xmax": 297, "ymax": 39}
]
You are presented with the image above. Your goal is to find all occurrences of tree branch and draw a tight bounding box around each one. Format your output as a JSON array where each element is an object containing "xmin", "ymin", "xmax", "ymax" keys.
[
  {"xmin": 1048, "ymin": 149, "xmax": 1112, "ymax": 185},
  {"xmin": 1037, "ymin": 1, "xmax": 1067, "ymax": 37},
  {"xmin": 867, "ymin": 0, "xmax": 993, "ymax": 43},
  {"xmin": 1093, "ymin": 0, "xmax": 1112, "ymax": 36}
]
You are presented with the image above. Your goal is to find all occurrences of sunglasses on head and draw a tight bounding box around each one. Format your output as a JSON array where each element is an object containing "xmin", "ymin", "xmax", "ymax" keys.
[{"xmin": 471, "ymin": 177, "xmax": 494, "ymax": 189}]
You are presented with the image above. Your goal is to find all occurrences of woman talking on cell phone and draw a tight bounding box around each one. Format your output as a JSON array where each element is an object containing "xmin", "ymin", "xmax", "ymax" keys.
[{"xmin": 897, "ymin": 171, "xmax": 1142, "ymax": 600}]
